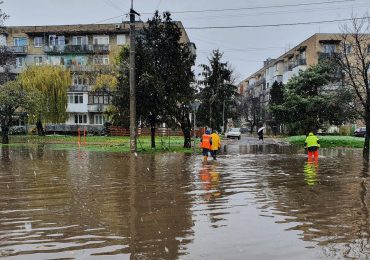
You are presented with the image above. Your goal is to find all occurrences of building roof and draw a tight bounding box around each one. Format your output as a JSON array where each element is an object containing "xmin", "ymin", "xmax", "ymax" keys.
[{"xmin": 4, "ymin": 22, "xmax": 191, "ymax": 43}]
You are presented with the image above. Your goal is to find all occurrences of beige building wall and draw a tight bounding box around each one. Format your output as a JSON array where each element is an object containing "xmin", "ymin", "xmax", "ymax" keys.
[{"xmin": 3, "ymin": 22, "xmax": 193, "ymax": 128}]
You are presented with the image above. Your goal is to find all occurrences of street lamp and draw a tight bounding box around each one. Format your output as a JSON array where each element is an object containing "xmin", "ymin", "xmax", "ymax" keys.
[
  {"xmin": 222, "ymin": 99, "xmax": 233, "ymax": 134},
  {"xmin": 191, "ymin": 101, "xmax": 201, "ymax": 152}
]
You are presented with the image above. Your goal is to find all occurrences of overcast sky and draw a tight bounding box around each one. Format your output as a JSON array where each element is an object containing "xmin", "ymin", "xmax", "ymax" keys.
[{"xmin": 3, "ymin": 0, "xmax": 370, "ymax": 82}]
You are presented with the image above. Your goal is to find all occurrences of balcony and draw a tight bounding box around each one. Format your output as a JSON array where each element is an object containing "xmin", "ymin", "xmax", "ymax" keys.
[
  {"xmin": 44, "ymin": 44, "xmax": 110, "ymax": 54},
  {"xmin": 297, "ymin": 58, "xmax": 306, "ymax": 66},
  {"xmin": 69, "ymin": 85, "xmax": 91, "ymax": 92},
  {"xmin": 88, "ymin": 104, "xmax": 107, "ymax": 112},
  {"xmin": 9, "ymin": 46, "xmax": 28, "ymax": 54},
  {"xmin": 66, "ymin": 64, "xmax": 95, "ymax": 72},
  {"xmin": 249, "ymin": 78, "xmax": 266, "ymax": 90},
  {"xmin": 285, "ymin": 64, "xmax": 294, "ymax": 72},
  {"xmin": 92, "ymin": 44, "xmax": 110, "ymax": 53},
  {"xmin": 318, "ymin": 52, "xmax": 341, "ymax": 61}
]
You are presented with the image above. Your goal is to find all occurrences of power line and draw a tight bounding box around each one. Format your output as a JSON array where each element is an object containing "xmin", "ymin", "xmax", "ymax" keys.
[
  {"xmin": 93, "ymin": 0, "xmax": 357, "ymax": 24},
  {"xmin": 175, "ymin": 3, "xmax": 369, "ymax": 21},
  {"xmin": 102, "ymin": 0, "xmax": 124, "ymax": 12},
  {"xmin": 95, "ymin": 14, "xmax": 125, "ymax": 24},
  {"xmin": 141, "ymin": 0, "xmax": 356, "ymax": 15},
  {"xmin": 185, "ymin": 17, "xmax": 370, "ymax": 30}
]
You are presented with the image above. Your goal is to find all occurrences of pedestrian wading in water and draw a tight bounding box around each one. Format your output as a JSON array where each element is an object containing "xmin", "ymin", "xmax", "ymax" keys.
[
  {"xmin": 200, "ymin": 130, "xmax": 212, "ymax": 162},
  {"xmin": 210, "ymin": 130, "xmax": 221, "ymax": 160},
  {"xmin": 304, "ymin": 131, "xmax": 320, "ymax": 159}
]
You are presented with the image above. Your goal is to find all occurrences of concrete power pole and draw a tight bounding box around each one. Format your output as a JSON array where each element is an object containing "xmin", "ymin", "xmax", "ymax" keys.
[{"xmin": 129, "ymin": 0, "xmax": 139, "ymax": 153}]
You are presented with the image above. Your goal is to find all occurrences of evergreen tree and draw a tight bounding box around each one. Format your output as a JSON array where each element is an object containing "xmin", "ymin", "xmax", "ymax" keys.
[
  {"xmin": 269, "ymin": 62, "xmax": 356, "ymax": 134},
  {"xmin": 114, "ymin": 12, "xmax": 196, "ymax": 148},
  {"xmin": 198, "ymin": 49, "xmax": 238, "ymax": 132}
]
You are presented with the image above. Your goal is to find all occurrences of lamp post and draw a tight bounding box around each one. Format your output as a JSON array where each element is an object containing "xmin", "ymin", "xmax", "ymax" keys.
[
  {"xmin": 209, "ymin": 90, "xmax": 216, "ymax": 129},
  {"xmin": 191, "ymin": 101, "xmax": 200, "ymax": 153},
  {"xmin": 222, "ymin": 99, "xmax": 233, "ymax": 134}
]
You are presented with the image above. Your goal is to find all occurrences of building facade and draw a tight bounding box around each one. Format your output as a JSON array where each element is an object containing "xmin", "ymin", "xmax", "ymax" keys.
[
  {"xmin": 239, "ymin": 33, "xmax": 364, "ymax": 128},
  {"xmin": 2, "ymin": 22, "xmax": 193, "ymax": 130}
]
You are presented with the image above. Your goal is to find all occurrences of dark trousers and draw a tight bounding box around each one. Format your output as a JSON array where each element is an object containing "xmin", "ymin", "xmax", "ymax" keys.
[{"xmin": 211, "ymin": 150, "xmax": 218, "ymax": 159}]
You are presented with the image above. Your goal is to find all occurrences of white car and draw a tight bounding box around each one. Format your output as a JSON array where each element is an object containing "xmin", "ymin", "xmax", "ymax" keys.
[{"xmin": 225, "ymin": 128, "xmax": 241, "ymax": 140}]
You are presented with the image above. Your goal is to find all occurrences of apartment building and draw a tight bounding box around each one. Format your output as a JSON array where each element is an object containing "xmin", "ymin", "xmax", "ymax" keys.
[
  {"xmin": 239, "ymin": 33, "xmax": 368, "ymax": 126},
  {"xmin": 2, "ymin": 22, "xmax": 193, "ymax": 130}
]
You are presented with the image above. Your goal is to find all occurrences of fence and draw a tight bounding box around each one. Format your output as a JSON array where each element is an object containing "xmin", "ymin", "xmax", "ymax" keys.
[{"xmin": 108, "ymin": 126, "xmax": 204, "ymax": 137}]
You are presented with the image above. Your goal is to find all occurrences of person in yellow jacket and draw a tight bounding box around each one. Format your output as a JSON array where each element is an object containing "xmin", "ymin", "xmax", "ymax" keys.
[
  {"xmin": 304, "ymin": 132, "xmax": 320, "ymax": 159},
  {"xmin": 210, "ymin": 130, "xmax": 221, "ymax": 160}
]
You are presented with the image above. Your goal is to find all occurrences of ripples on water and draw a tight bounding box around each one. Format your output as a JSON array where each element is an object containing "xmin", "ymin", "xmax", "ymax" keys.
[{"xmin": 0, "ymin": 144, "xmax": 369, "ymax": 259}]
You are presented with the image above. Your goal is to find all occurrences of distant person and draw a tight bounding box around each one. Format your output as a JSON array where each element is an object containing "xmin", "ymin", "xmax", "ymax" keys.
[
  {"xmin": 257, "ymin": 126, "xmax": 264, "ymax": 142},
  {"xmin": 304, "ymin": 132, "xmax": 320, "ymax": 159},
  {"xmin": 200, "ymin": 129, "xmax": 212, "ymax": 162},
  {"xmin": 210, "ymin": 130, "xmax": 221, "ymax": 160}
]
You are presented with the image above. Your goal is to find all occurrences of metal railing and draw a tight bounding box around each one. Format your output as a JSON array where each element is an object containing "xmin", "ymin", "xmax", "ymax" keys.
[
  {"xmin": 9, "ymin": 46, "xmax": 28, "ymax": 54},
  {"xmin": 44, "ymin": 44, "xmax": 110, "ymax": 54}
]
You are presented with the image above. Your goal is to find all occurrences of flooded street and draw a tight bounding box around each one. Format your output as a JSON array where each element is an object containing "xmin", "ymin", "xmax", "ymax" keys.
[{"xmin": 1, "ymin": 143, "xmax": 370, "ymax": 259}]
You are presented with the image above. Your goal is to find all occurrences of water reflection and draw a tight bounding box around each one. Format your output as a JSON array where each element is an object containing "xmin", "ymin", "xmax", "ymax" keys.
[
  {"xmin": 2, "ymin": 145, "xmax": 370, "ymax": 258},
  {"xmin": 304, "ymin": 158, "xmax": 319, "ymax": 186},
  {"xmin": 199, "ymin": 164, "xmax": 222, "ymax": 201},
  {"xmin": 0, "ymin": 147, "xmax": 195, "ymax": 259}
]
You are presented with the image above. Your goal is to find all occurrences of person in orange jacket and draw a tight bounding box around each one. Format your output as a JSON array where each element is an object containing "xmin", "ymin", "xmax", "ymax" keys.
[{"xmin": 200, "ymin": 129, "xmax": 212, "ymax": 162}]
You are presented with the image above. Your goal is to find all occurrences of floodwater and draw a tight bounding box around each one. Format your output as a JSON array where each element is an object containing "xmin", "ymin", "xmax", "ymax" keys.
[{"xmin": 0, "ymin": 143, "xmax": 370, "ymax": 259}]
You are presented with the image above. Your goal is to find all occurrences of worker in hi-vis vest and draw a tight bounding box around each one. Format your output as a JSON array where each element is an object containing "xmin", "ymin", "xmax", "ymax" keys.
[
  {"xmin": 200, "ymin": 129, "xmax": 212, "ymax": 162},
  {"xmin": 304, "ymin": 132, "xmax": 320, "ymax": 159}
]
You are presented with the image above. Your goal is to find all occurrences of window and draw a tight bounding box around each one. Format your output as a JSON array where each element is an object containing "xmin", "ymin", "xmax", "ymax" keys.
[
  {"xmin": 94, "ymin": 115, "xmax": 106, "ymax": 125},
  {"xmin": 34, "ymin": 37, "xmax": 43, "ymax": 47},
  {"xmin": 93, "ymin": 35, "xmax": 109, "ymax": 45},
  {"xmin": 49, "ymin": 56, "xmax": 64, "ymax": 66},
  {"xmin": 34, "ymin": 56, "xmax": 43, "ymax": 65},
  {"xmin": 16, "ymin": 57, "xmax": 25, "ymax": 68},
  {"xmin": 14, "ymin": 37, "xmax": 28, "ymax": 46},
  {"xmin": 68, "ymin": 93, "xmax": 84, "ymax": 104},
  {"xmin": 88, "ymin": 92, "xmax": 111, "ymax": 104},
  {"xmin": 73, "ymin": 75, "xmax": 89, "ymax": 86},
  {"xmin": 299, "ymin": 51, "xmax": 306, "ymax": 59},
  {"xmin": 0, "ymin": 35, "xmax": 7, "ymax": 46},
  {"xmin": 72, "ymin": 36, "xmax": 88, "ymax": 45},
  {"xmin": 93, "ymin": 55, "xmax": 109, "ymax": 65},
  {"xmin": 367, "ymin": 45, "xmax": 370, "ymax": 54},
  {"xmin": 74, "ymin": 114, "xmax": 87, "ymax": 124},
  {"xmin": 345, "ymin": 44, "xmax": 352, "ymax": 54},
  {"xmin": 117, "ymin": 34, "xmax": 126, "ymax": 45},
  {"xmin": 323, "ymin": 44, "xmax": 336, "ymax": 53},
  {"xmin": 49, "ymin": 35, "xmax": 65, "ymax": 46}
]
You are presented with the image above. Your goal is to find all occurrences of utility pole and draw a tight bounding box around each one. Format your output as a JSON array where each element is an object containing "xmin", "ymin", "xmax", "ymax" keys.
[{"xmin": 129, "ymin": 0, "xmax": 139, "ymax": 153}]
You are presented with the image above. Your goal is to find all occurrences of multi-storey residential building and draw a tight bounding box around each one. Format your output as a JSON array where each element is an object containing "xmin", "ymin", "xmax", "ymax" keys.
[
  {"xmin": 239, "ymin": 33, "xmax": 368, "ymax": 129},
  {"xmin": 2, "ymin": 22, "xmax": 193, "ymax": 131}
]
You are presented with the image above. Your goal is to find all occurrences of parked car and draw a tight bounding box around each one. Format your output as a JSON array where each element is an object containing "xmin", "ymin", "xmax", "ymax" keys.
[
  {"xmin": 354, "ymin": 127, "xmax": 366, "ymax": 137},
  {"xmin": 225, "ymin": 128, "xmax": 241, "ymax": 140}
]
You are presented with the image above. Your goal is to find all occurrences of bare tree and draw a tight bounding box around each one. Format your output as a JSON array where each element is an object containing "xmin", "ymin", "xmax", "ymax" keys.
[
  {"xmin": 337, "ymin": 17, "xmax": 370, "ymax": 159},
  {"xmin": 238, "ymin": 94, "xmax": 261, "ymax": 134}
]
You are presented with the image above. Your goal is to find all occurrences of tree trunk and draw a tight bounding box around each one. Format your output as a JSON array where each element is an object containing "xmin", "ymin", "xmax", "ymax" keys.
[
  {"xmin": 151, "ymin": 126, "xmax": 156, "ymax": 149},
  {"xmin": 181, "ymin": 115, "xmax": 192, "ymax": 148},
  {"xmin": 1, "ymin": 125, "xmax": 9, "ymax": 144},
  {"xmin": 36, "ymin": 120, "xmax": 45, "ymax": 136},
  {"xmin": 149, "ymin": 114, "xmax": 156, "ymax": 149},
  {"xmin": 182, "ymin": 126, "xmax": 192, "ymax": 148},
  {"xmin": 364, "ymin": 111, "xmax": 370, "ymax": 161}
]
